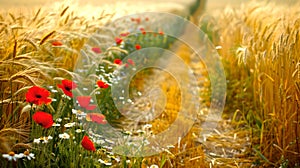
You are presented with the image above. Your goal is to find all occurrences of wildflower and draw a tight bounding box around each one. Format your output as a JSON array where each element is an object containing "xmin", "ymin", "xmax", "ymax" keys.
[
  {"xmin": 51, "ymin": 40, "xmax": 63, "ymax": 46},
  {"xmin": 115, "ymin": 37, "xmax": 123, "ymax": 45},
  {"xmin": 110, "ymin": 156, "xmax": 120, "ymax": 162},
  {"xmin": 159, "ymin": 31, "xmax": 164, "ymax": 35},
  {"xmin": 86, "ymin": 113, "xmax": 107, "ymax": 124},
  {"xmin": 75, "ymin": 129, "xmax": 84, "ymax": 133},
  {"xmin": 72, "ymin": 109, "xmax": 87, "ymax": 117},
  {"xmin": 42, "ymin": 136, "xmax": 53, "ymax": 143},
  {"xmin": 33, "ymin": 138, "xmax": 40, "ymax": 144},
  {"xmin": 123, "ymin": 130, "xmax": 132, "ymax": 135},
  {"xmin": 59, "ymin": 133, "xmax": 70, "ymax": 139},
  {"xmin": 97, "ymin": 80, "xmax": 109, "ymax": 89},
  {"xmin": 98, "ymin": 159, "xmax": 112, "ymax": 166},
  {"xmin": 149, "ymin": 165, "xmax": 159, "ymax": 168},
  {"xmin": 34, "ymin": 136, "xmax": 53, "ymax": 144},
  {"xmin": 56, "ymin": 118, "xmax": 62, "ymax": 122},
  {"xmin": 25, "ymin": 86, "xmax": 52, "ymax": 105},
  {"xmin": 135, "ymin": 17, "xmax": 141, "ymax": 24},
  {"xmin": 64, "ymin": 122, "xmax": 76, "ymax": 128},
  {"xmin": 52, "ymin": 123, "xmax": 61, "ymax": 127},
  {"xmin": 2, "ymin": 152, "xmax": 22, "ymax": 161},
  {"xmin": 139, "ymin": 27, "xmax": 145, "ymax": 32},
  {"xmin": 81, "ymin": 135, "xmax": 96, "ymax": 151},
  {"xmin": 57, "ymin": 79, "xmax": 77, "ymax": 98},
  {"xmin": 120, "ymin": 32, "xmax": 130, "ymax": 37},
  {"xmin": 126, "ymin": 59, "xmax": 135, "ymax": 67},
  {"xmin": 145, "ymin": 17, "xmax": 149, "ymax": 21},
  {"xmin": 95, "ymin": 139, "xmax": 105, "ymax": 144},
  {"xmin": 76, "ymin": 96, "xmax": 97, "ymax": 110},
  {"xmin": 91, "ymin": 47, "xmax": 101, "ymax": 54},
  {"xmin": 136, "ymin": 129, "xmax": 145, "ymax": 134},
  {"xmin": 19, "ymin": 150, "xmax": 35, "ymax": 160},
  {"xmin": 135, "ymin": 44, "xmax": 141, "ymax": 50},
  {"xmin": 114, "ymin": 59, "xmax": 122, "ymax": 65},
  {"xmin": 32, "ymin": 111, "xmax": 53, "ymax": 129}
]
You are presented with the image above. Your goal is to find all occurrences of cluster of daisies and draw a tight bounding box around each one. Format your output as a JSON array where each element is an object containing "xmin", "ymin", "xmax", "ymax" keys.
[{"xmin": 2, "ymin": 150, "xmax": 35, "ymax": 162}]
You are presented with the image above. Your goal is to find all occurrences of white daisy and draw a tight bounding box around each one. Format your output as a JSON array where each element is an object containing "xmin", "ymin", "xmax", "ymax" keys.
[
  {"xmin": 41, "ymin": 136, "xmax": 53, "ymax": 143},
  {"xmin": 149, "ymin": 165, "xmax": 159, "ymax": 168},
  {"xmin": 143, "ymin": 124, "xmax": 152, "ymax": 130},
  {"xmin": 52, "ymin": 123, "xmax": 61, "ymax": 127},
  {"xmin": 75, "ymin": 129, "xmax": 84, "ymax": 133},
  {"xmin": 96, "ymin": 139, "xmax": 105, "ymax": 144},
  {"xmin": 33, "ymin": 138, "xmax": 40, "ymax": 144},
  {"xmin": 98, "ymin": 159, "xmax": 112, "ymax": 166},
  {"xmin": 64, "ymin": 122, "xmax": 76, "ymax": 128},
  {"xmin": 19, "ymin": 150, "xmax": 35, "ymax": 160},
  {"xmin": 2, "ymin": 152, "xmax": 22, "ymax": 161},
  {"xmin": 59, "ymin": 133, "xmax": 70, "ymax": 139},
  {"xmin": 72, "ymin": 109, "xmax": 87, "ymax": 117}
]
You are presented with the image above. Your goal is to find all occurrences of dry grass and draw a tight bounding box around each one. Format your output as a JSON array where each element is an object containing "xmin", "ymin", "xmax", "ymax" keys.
[{"xmin": 204, "ymin": 1, "xmax": 300, "ymax": 166}]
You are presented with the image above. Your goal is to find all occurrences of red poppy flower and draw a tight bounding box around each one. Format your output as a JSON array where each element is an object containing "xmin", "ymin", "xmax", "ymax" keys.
[
  {"xmin": 145, "ymin": 17, "xmax": 149, "ymax": 21},
  {"xmin": 135, "ymin": 44, "xmax": 141, "ymax": 50},
  {"xmin": 127, "ymin": 59, "xmax": 135, "ymax": 66},
  {"xmin": 114, "ymin": 59, "xmax": 122, "ymax": 65},
  {"xmin": 115, "ymin": 37, "xmax": 123, "ymax": 45},
  {"xmin": 26, "ymin": 86, "xmax": 52, "ymax": 105},
  {"xmin": 135, "ymin": 18, "xmax": 141, "ymax": 24},
  {"xmin": 97, "ymin": 80, "xmax": 109, "ymax": 89},
  {"xmin": 86, "ymin": 113, "xmax": 107, "ymax": 124},
  {"xmin": 77, "ymin": 96, "xmax": 97, "ymax": 110},
  {"xmin": 51, "ymin": 41, "xmax": 63, "ymax": 46},
  {"xmin": 159, "ymin": 31, "xmax": 164, "ymax": 35},
  {"xmin": 57, "ymin": 79, "xmax": 77, "ymax": 98},
  {"xmin": 81, "ymin": 135, "xmax": 96, "ymax": 151},
  {"xmin": 120, "ymin": 32, "xmax": 130, "ymax": 37},
  {"xmin": 91, "ymin": 47, "xmax": 101, "ymax": 54},
  {"xmin": 32, "ymin": 111, "xmax": 53, "ymax": 128}
]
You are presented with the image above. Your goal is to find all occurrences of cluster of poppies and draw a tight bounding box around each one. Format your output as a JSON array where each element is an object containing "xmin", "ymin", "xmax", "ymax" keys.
[{"xmin": 25, "ymin": 79, "xmax": 110, "ymax": 152}]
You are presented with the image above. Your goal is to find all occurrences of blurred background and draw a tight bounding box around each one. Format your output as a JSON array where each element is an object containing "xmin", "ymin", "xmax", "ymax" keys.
[{"xmin": 0, "ymin": 0, "xmax": 298, "ymax": 9}]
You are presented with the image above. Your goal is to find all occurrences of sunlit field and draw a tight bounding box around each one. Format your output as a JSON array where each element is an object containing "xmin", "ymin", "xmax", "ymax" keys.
[{"xmin": 0, "ymin": 0, "xmax": 299, "ymax": 167}]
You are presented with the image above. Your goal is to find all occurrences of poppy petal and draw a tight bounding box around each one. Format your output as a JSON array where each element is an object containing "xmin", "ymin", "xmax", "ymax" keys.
[
  {"xmin": 114, "ymin": 59, "xmax": 122, "ymax": 65},
  {"xmin": 32, "ymin": 111, "xmax": 53, "ymax": 128},
  {"xmin": 77, "ymin": 96, "xmax": 91, "ymax": 108},
  {"xmin": 81, "ymin": 135, "xmax": 96, "ymax": 151},
  {"xmin": 86, "ymin": 113, "xmax": 107, "ymax": 124},
  {"xmin": 92, "ymin": 47, "xmax": 101, "ymax": 54},
  {"xmin": 57, "ymin": 79, "xmax": 77, "ymax": 97},
  {"xmin": 85, "ymin": 104, "xmax": 97, "ymax": 111},
  {"xmin": 97, "ymin": 80, "xmax": 109, "ymax": 89}
]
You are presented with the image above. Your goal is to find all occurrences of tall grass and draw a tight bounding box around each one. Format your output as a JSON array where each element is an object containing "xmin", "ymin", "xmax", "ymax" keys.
[{"xmin": 204, "ymin": 1, "xmax": 300, "ymax": 166}]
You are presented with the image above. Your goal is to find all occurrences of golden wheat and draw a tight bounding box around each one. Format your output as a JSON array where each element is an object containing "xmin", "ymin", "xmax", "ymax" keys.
[{"xmin": 206, "ymin": 1, "xmax": 300, "ymax": 166}]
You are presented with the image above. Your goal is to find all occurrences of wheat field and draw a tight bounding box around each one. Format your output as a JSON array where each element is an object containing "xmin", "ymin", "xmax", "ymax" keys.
[{"xmin": 0, "ymin": 0, "xmax": 300, "ymax": 167}]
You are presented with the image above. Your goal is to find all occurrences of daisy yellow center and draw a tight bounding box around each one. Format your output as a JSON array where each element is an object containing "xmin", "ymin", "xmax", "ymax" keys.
[
  {"xmin": 8, "ymin": 151, "xmax": 15, "ymax": 156},
  {"xmin": 24, "ymin": 150, "xmax": 30, "ymax": 156}
]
